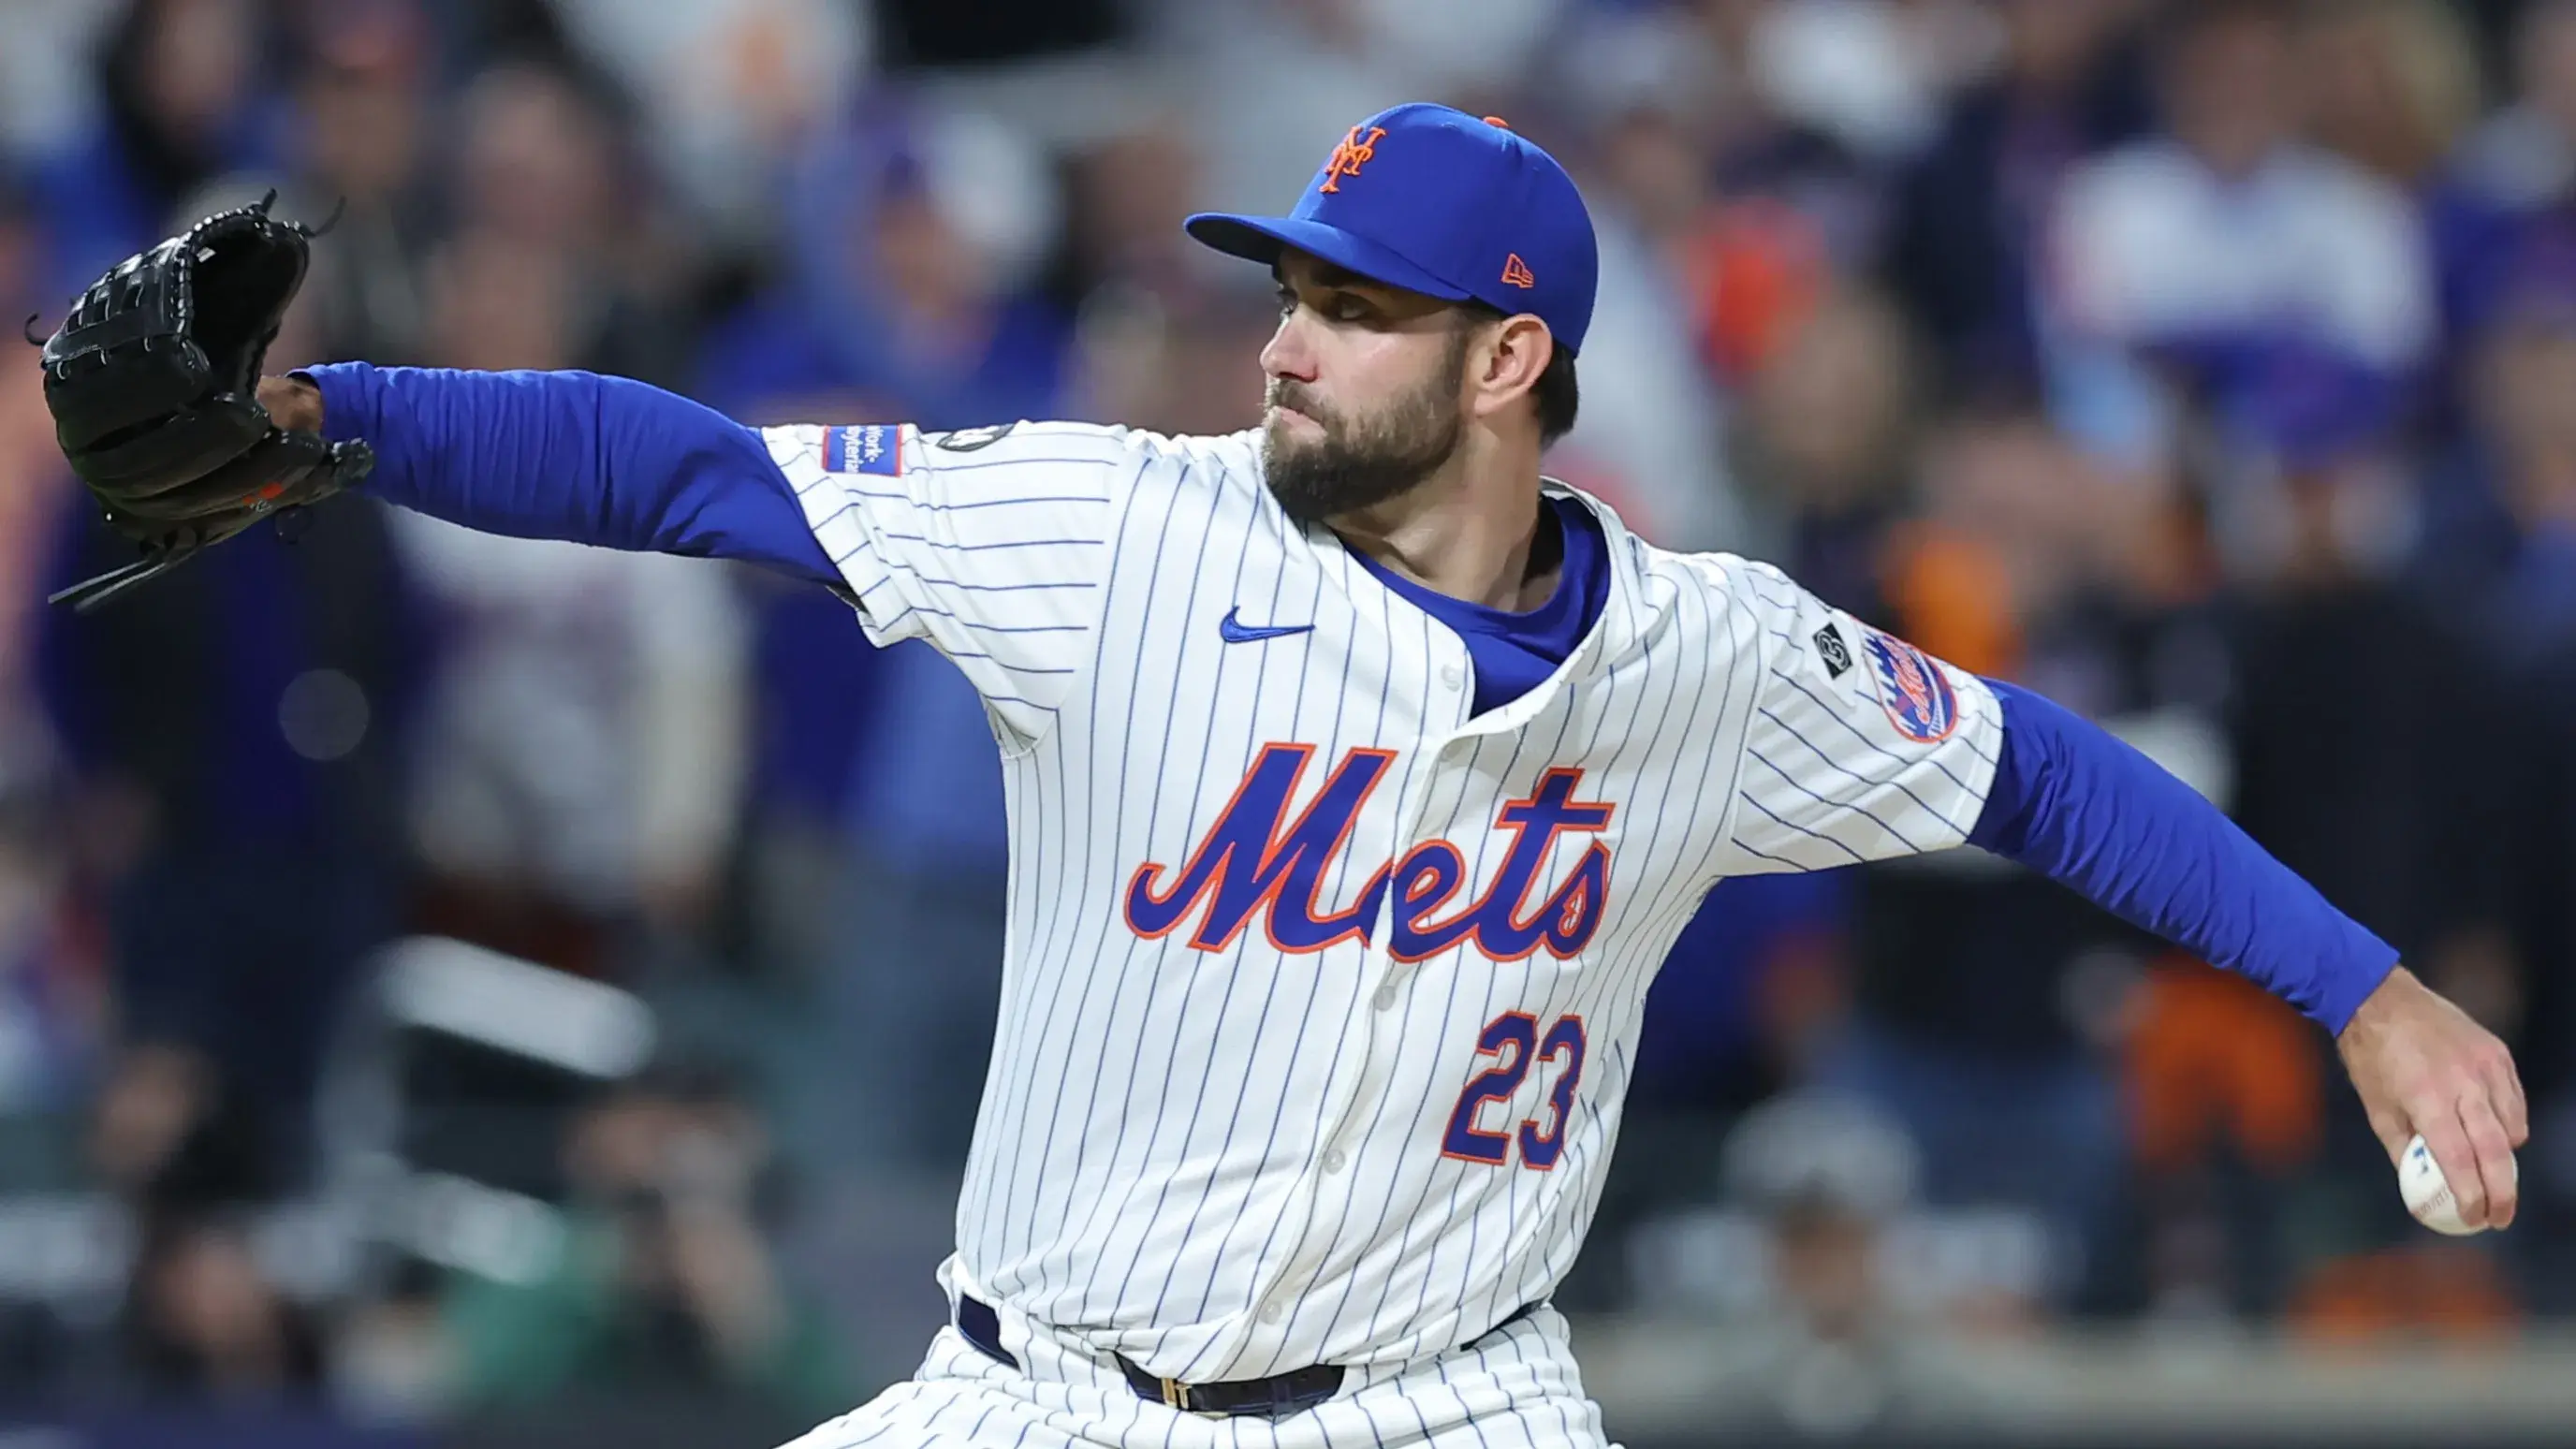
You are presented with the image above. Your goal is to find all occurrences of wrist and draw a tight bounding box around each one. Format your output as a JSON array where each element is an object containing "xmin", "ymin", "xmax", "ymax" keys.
[
  {"xmin": 2338, "ymin": 963, "xmax": 2419, "ymax": 1046},
  {"xmin": 260, "ymin": 374, "xmax": 323, "ymax": 433}
]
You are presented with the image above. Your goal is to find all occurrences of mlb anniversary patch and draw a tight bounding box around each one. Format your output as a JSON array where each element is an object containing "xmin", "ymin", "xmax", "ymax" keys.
[{"xmin": 1862, "ymin": 630, "xmax": 1958, "ymax": 744}]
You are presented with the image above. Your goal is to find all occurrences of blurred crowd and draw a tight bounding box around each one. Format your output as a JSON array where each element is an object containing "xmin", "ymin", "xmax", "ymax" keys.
[{"xmin": 4, "ymin": 0, "xmax": 2576, "ymax": 1434}]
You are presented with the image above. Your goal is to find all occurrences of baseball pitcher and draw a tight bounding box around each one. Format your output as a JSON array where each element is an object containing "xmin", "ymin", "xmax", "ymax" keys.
[{"xmin": 40, "ymin": 107, "xmax": 2523, "ymax": 1449}]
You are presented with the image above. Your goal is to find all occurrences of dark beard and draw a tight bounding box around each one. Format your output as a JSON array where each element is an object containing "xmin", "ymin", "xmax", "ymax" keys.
[{"xmin": 1261, "ymin": 332, "xmax": 1469, "ymax": 526}]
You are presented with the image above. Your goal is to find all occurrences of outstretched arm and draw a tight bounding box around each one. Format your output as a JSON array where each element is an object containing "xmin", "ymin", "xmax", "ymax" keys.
[
  {"xmin": 1965, "ymin": 681, "xmax": 2393, "ymax": 1030},
  {"xmin": 285, "ymin": 362, "xmax": 1139, "ymax": 748},
  {"xmin": 1712, "ymin": 557, "xmax": 2527, "ymax": 1231},
  {"xmin": 1970, "ymin": 680, "xmax": 2527, "ymax": 1229},
  {"xmin": 271, "ymin": 363, "xmax": 839, "ymax": 585}
]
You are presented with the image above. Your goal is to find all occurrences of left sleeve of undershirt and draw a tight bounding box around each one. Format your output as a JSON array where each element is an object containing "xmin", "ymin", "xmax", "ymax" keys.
[
  {"xmin": 300, "ymin": 361, "xmax": 840, "ymax": 586},
  {"xmin": 1967, "ymin": 678, "xmax": 2398, "ymax": 1033}
]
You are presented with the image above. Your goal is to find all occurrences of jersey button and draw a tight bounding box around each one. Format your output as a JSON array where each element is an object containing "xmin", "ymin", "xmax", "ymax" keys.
[
  {"xmin": 1323, "ymin": 1148, "xmax": 1347, "ymax": 1174},
  {"xmin": 1372, "ymin": 984, "xmax": 1398, "ymax": 1011},
  {"xmin": 1439, "ymin": 664, "xmax": 1464, "ymax": 689},
  {"xmin": 1259, "ymin": 1300, "xmax": 1284, "ymax": 1325}
]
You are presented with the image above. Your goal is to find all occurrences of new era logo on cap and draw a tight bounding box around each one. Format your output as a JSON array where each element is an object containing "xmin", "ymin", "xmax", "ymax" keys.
[{"xmin": 1180, "ymin": 102, "xmax": 1600, "ymax": 356}]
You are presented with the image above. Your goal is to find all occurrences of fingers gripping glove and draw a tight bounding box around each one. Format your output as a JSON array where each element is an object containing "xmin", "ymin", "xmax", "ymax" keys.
[{"xmin": 39, "ymin": 193, "xmax": 373, "ymax": 611}]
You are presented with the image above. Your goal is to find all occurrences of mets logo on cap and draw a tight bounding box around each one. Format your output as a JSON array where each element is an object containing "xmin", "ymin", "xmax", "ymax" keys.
[
  {"xmin": 1318, "ymin": 124, "xmax": 1388, "ymax": 194},
  {"xmin": 1862, "ymin": 630, "xmax": 1958, "ymax": 744}
]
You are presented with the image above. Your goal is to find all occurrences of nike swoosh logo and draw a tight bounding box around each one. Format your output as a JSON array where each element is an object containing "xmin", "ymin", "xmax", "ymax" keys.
[{"xmin": 1219, "ymin": 607, "xmax": 1314, "ymax": 644}]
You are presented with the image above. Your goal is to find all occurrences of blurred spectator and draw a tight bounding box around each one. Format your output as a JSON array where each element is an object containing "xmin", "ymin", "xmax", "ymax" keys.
[
  {"xmin": 2298, "ymin": 0, "xmax": 2480, "ymax": 191},
  {"xmin": 120, "ymin": 1211, "xmax": 327, "ymax": 1401},
  {"xmin": 0, "ymin": 2, "xmax": 114, "ymax": 162},
  {"xmin": 443, "ymin": 1065, "xmax": 851, "ymax": 1421},
  {"xmin": 88, "ymin": 1044, "xmax": 253, "ymax": 1207},
  {"xmin": 35, "ymin": 0, "xmax": 278, "ymax": 298},
  {"xmin": 392, "ymin": 499, "xmax": 749, "ymax": 976},
  {"xmin": 76, "ymin": 1041, "xmax": 322, "ymax": 1399},
  {"xmin": 546, "ymin": 0, "xmax": 866, "ymax": 237},
  {"xmin": 2441, "ymin": 293, "xmax": 2576, "ymax": 1134},
  {"xmin": 1066, "ymin": 281, "xmax": 1275, "ymax": 438},
  {"xmin": 284, "ymin": 0, "xmax": 440, "ymax": 364},
  {"xmin": 391, "ymin": 209, "xmax": 749, "ymax": 976},
  {"xmin": 700, "ymin": 104, "xmax": 1071, "ymax": 429},
  {"xmin": 1739, "ymin": 0, "xmax": 1990, "ymax": 166},
  {"xmin": 2431, "ymin": 0, "xmax": 2576, "ymax": 347},
  {"xmin": 1569, "ymin": 5, "xmax": 1861, "ymax": 392},
  {"xmin": 1805, "ymin": 398, "xmax": 2217, "ymax": 1305},
  {"xmin": 1701, "ymin": 1093, "xmax": 1994, "ymax": 1438},
  {"xmin": 2432, "ymin": 242, "xmax": 2576, "ymax": 634},
  {"xmin": 1734, "ymin": 284, "xmax": 1922, "ymax": 610},
  {"xmin": 2043, "ymin": 0, "xmax": 2434, "ymax": 470},
  {"xmin": 446, "ymin": 61, "xmax": 696, "ymax": 388},
  {"xmin": 1051, "ymin": 124, "xmax": 1205, "ymax": 316},
  {"xmin": 816, "ymin": 644, "xmax": 1009, "ymax": 1178},
  {"xmin": 1689, "ymin": 0, "xmax": 1894, "ymax": 271},
  {"xmin": 2217, "ymin": 433, "xmax": 2505, "ymax": 1003},
  {"xmin": 2121, "ymin": 957, "xmax": 2324, "ymax": 1319},
  {"xmin": 1881, "ymin": 0, "xmax": 2150, "ymax": 387},
  {"xmin": 696, "ymin": 101, "xmax": 1072, "ymax": 1181},
  {"xmin": 1631, "ymin": 872, "xmax": 1856, "ymax": 1122},
  {"xmin": 38, "ymin": 410, "xmax": 422, "ymax": 1188},
  {"xmin": 1178, "ymin": 0, "xmax": 1567, "ymax": 224}
]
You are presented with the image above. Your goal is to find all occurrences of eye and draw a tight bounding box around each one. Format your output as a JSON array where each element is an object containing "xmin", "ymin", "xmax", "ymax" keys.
[
  {"xmin": 1275, "ymin": 287, "xmax": 1298, "ymax": 317},
  {"xmin": 1327, "ymin": 295, "xmax": 1373, "ymax": 323}
]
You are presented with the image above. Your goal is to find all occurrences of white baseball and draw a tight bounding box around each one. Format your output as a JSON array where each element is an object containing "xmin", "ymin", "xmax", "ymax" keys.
[{"xmin": 2399, "ymin": 1132, "xmax": 2513, "ymax": 1236}]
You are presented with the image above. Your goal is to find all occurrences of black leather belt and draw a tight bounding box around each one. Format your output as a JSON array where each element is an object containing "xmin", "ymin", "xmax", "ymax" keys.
[{"xmin": 955, "ymin": 1295, "xmax": 1538, "ymax": 1420}]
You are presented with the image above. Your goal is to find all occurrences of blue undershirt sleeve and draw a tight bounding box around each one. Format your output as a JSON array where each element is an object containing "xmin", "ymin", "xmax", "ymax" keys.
[
  {"xmin": 1966, "ymin": 678, "xmax": 2396, "ymax": 1033},
  {"xmin": 297, "ymin": 361, "xmax": 839, "ymax": 587}
]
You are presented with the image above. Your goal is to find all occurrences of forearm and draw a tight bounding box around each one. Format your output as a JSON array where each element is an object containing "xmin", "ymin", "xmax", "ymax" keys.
[
  {"xmin": 1968, "ymin": 679, "xmax": 2397, "ymax": 1032},
  {"xmin": 285, "ymin": 362, "xmax": 839, "ymax": 585}
]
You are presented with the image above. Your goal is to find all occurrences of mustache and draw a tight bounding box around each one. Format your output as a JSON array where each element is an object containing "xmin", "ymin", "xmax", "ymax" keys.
[{"xmin": 1265, "ymin": 380, "xmax": 1330, "ymax": 423}]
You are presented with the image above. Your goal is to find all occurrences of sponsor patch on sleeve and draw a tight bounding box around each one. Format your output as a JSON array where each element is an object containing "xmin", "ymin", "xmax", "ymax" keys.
[
  {"xmin": 824, "ymin": 424, "xmax": 902, "ymax": 476},
  {"xmin": 1862, "ymin": 630, "xmax": 1959, "ymax": 744}
]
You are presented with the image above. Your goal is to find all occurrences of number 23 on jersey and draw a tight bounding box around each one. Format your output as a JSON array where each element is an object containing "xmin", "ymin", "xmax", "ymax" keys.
[{"xmin": 1443, "ymin": 1011, "xmax": 1586, "ymax": 1169}]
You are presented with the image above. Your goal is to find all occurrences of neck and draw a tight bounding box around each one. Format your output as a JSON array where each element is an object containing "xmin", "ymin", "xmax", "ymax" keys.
[{"xmin": 1327, "ymin": 433, "xmax": 1556, "ymax": 610}]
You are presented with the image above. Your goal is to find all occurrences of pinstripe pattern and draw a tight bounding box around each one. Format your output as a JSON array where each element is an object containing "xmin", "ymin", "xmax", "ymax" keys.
[{"xmin": 764, "ymin": 419, "xmax": 2001, "ymax": 1443}]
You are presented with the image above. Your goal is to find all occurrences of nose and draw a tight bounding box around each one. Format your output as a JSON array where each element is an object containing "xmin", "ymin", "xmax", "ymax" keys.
[{"xmin": 1260, "ymin": 309, "xmax": 1317, "ymax": 386}]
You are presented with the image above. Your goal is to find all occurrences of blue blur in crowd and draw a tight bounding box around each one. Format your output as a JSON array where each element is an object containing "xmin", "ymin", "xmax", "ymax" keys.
[{"xmin": 695, "ymin": 113, "xmax": 1073, "ymax": 432}]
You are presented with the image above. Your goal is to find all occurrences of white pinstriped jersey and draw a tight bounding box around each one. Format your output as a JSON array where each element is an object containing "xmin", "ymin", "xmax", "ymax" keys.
[{"xmin": 764, "ymin": 418, "xmax": 2003, "ymax": 1383}]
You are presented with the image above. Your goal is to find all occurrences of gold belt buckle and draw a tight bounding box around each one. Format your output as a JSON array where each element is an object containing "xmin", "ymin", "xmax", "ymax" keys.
[{"xmin": 1160, "ymin": 1378, "xmax": 1193, "ymax": 1412}]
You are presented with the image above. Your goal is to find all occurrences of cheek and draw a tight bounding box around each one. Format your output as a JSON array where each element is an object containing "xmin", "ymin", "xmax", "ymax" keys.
[{"xmin": 1333, "ymin": 336, "xmax": 1442, "ymax": 409}]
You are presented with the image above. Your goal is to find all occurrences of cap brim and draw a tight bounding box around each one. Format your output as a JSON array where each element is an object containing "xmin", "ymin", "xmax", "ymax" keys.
[{"xmin": 1184, "ymin": 212, "xmax": 1474, "ymax": 304}]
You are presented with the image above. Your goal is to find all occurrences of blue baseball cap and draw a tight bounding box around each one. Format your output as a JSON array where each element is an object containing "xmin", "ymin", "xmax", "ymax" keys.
[{"xmin": 1185, "ymin": 103, "xmax": 1600, "ymax": 356}]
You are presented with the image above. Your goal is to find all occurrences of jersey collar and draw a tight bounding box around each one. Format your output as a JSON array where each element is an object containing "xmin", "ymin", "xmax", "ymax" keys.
[{"xmin": 1540, "ymin": 477, "xmax": 1652, "ymax": 683}]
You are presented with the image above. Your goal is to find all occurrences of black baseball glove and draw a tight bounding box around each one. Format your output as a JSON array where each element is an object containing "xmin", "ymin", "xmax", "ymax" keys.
[{"xmin": 38, "ymin": 192, "xmax": 373, "ymax": 611}]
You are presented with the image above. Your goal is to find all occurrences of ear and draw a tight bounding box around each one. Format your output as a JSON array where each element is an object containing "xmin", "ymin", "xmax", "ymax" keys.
[{"xmin": 1467, "ymin": 315, "xmax": 1555, "ymax": 428}]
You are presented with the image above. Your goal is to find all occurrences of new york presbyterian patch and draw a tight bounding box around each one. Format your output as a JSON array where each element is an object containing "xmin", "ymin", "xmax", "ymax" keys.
[
  {"xmin": 1862, "ymin": 630, "xmax": 1959, "ymax": 744},
  {"xmin": 824, "ymin": 424, "xmax": 902, "ymax": 476}
]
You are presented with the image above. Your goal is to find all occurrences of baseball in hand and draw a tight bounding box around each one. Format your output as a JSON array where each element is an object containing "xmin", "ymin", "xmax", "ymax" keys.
[{"xmin": 2400, "ymin": 1133, "xmax": 2513, "ymax": 1236}]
